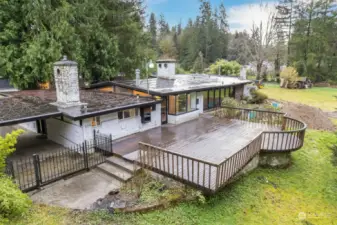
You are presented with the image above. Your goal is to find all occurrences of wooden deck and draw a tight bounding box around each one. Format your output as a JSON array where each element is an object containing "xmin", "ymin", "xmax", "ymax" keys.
[{"xmin": 120, "ymin": 107, "xmax": 306, "ymax": 192}]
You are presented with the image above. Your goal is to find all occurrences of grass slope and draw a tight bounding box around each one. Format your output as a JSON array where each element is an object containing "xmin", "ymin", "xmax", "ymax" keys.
[
  {"xmin": 260, "ymin": 84, "xmax": 337, "ymax": 111},
  {"xmin": 11, "ymin": 130, "xmax": 337, "ymax": 225}
]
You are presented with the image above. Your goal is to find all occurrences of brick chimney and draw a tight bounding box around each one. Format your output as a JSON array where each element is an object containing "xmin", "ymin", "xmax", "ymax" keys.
[{"xmin": 51, "ymin": 56, "xmax": 85, "ymax": 108}]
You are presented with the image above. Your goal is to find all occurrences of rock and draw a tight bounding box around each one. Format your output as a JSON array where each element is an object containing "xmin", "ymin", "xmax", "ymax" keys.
[
  {"xmin": 110, "ymin": 199, "xmax": 127, "ymax": 210},
  {"xmin": 96, "ymin": 198, "xmax": 103, "ymax": 206},
  {"xmin": 108, "ymin": 189, "xmax": 119, "ymax": 195},
  {"xmin": 158, "ymin": 185, "xmax": 167, "ymax": 192}
]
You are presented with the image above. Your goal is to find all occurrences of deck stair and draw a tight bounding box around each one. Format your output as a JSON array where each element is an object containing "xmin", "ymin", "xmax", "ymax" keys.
[{"xmin": 97, "ymin": 156, "xmax": 141, "ymax": 182}]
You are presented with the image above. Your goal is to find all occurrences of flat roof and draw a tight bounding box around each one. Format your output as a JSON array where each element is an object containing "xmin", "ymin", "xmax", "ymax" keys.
[
  {"xmin": 0, "ymin": 90, "xmax": 160, "ymax": 126},
  {"xmin": 109, "ymin": 74, "xmax": 252, "ymax": 95}
]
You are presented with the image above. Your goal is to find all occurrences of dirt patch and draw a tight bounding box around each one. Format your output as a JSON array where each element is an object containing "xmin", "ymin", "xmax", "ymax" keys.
[{"xmin": 275, "ymin": 100, "xmax": 336, "ymax": 131}]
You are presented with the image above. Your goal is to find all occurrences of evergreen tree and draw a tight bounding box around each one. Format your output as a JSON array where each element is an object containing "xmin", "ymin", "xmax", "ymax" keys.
[
  {"xmin": 0, "ymin": 0, "xmax": 149, "ymax": 88},
  {"xmin": 149, "ymin": 13, "xmax": 157, "ymax": 50}
]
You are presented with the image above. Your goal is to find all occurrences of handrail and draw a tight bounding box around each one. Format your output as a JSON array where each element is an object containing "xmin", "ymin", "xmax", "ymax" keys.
[
  {"xmin": 139, "ymin": 142, "xmax": 218, "ymax": 166},
  {"xmin": 220, "ymin": 106, "xmax": 285, "ymax": 115},
  {"xmin": 138, "ymin": 106, "xmax": 307, "ymax": 192}
]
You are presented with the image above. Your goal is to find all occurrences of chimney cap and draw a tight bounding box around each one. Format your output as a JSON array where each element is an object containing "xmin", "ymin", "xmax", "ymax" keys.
[{"xmin": 54, "ymin": 55, "xmax": 77, "ymax": 66}]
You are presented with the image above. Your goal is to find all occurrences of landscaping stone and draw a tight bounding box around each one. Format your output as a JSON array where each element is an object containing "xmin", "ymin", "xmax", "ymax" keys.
[
  {"xmin": 108, "ymin": 188, "xmax": 119, "ymax": 195},
  {"xmin": 259, "ymin": 152, "xmax": 291, "ymax": 168}
]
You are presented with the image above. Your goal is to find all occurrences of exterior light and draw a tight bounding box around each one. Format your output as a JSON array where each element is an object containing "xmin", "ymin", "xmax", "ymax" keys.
[{"xmin": 148, "ymin": 60, "xmax": 154, "ymax": 69}]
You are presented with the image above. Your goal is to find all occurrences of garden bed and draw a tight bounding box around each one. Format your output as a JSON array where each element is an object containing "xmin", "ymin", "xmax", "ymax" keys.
[{"xmin": 91, "ymin": 171, "xmax": 204, "ymax": 213}]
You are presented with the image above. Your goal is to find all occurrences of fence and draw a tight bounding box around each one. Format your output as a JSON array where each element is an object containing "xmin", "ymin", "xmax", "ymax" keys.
[
  {"xmin": 139, "ymin": 135, "xmax": 262, "ymax": 192},
  {"xmin": 218, "ymin": 106, "xmax": 306, "ymax": 152},
  {"xmin": 5, "ymin": 131, "xmax": 113, "ymax": 192}
]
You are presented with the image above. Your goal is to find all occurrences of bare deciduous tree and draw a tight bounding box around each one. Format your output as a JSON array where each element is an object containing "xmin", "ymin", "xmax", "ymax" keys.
[{"xmin": 250, "ymin": 5, "xmax": 277, "ymax": 80}]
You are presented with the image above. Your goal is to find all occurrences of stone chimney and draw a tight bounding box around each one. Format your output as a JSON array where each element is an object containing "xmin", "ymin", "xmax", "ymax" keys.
[
  {"xmin": 156, "ymin": 59, "xmax": 176, "ymax": 78},
  {"xmin": 51, "ymin": 56, "xmax": 85, "ymax": 108}
]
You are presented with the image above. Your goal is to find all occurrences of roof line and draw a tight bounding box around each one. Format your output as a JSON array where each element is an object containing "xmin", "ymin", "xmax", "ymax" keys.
[
  {"xmin": 110, "ymin": 80, "xmax": 252, "ymax": 96},
  {"xmin": 0, "ymin": 112, "xmax": 63, "ymax": 127},
  {"xmin": 70, "ymin": 100, "xmax": 162, "ymax": 120}
]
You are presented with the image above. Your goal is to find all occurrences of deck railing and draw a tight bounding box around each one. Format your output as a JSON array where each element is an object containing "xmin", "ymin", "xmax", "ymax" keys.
[
  {"xmin": 219, "ymin": 106, "xmax": 306, "ymax": 152},
  {"xmin": 139, "ymin": 142, "xmax": 218, "ymax": 190},
  {"xmin": 139, "ymin": 135, "xmax": 262, "ymax": 192},
  {"xmin": 138, "ymin": 106, "xmax": 306, "ymax": 192},
  {"xmin": 261, "ymin": 116, "xmax": 306, "ymax": 152},
  {"xmin": 215, "ymin": 134, "xmax": 262, "ymax": 190}
]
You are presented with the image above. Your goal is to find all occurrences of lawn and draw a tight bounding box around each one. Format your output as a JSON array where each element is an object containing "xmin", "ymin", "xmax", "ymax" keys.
[
  {"xmin": 11, "ymin": 130, "xmax": 337, "ymax": 225},
  {"xmin": 259, "ymin": 84, "xmax": 337, "ymax": 111}
]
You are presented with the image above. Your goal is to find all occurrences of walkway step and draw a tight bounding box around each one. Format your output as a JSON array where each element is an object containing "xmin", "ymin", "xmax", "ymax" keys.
[
  {"xmin": 106, "ymin": 156, "xmax": 140, "ymax": 174},
  {"xmin": 96, "ymin": 163, "xmax": 133, "ymax": 182}
]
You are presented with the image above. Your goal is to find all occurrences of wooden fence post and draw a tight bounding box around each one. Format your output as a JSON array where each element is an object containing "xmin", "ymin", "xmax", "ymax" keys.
[{"xmin": 32, "ymin": 154, "xmax": 42, "ymax": 189}]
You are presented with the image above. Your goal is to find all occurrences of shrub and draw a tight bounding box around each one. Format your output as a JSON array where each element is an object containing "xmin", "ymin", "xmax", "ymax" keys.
[
  {"xmin": 280, "ymin": 67, "xmax": 299, "ymax": 88},
  {"xmin": 0, "ymin": 176, "xmax": 32, "ymax": 221},
  {"xmin": 0, "ymin": 130, "xmax": 23, "ymax": 172},
  {"xmin": 248, "ymin": 90, "xmax": 268, "ymax": 104},
  {"xmin": 209, "ymin": 59, "xmax": 241, "ymax": 76}
]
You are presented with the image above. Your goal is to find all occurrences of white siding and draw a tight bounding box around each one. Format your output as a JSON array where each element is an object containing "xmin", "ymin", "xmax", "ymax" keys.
[
  {"xmin": 83, "ymin": 103, "xmax": 162, "ymax": 141},
  {"xmin": 46, "ymin": 118, "xmax": 84, "ymax": 148}
]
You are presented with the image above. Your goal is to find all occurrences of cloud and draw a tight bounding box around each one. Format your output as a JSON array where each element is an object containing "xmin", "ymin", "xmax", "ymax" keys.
[{"xmin": 228, "ymin": 2, "xmax": 277, "ymax": 33}]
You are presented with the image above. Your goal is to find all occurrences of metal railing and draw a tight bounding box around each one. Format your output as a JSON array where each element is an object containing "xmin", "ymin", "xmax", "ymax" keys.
[{"xmin": 5, "ymin": 131, "xmax": 113, "ymax": 192}]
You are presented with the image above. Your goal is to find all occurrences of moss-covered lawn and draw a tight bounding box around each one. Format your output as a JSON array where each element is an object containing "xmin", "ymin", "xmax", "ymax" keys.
[
  {"xmin": 11, "ymin": 130, "xmax": 337, "ymax": 225},
  {"xmin": 260, "ymin": 84, "xmax": 337, "ymax": 111}
]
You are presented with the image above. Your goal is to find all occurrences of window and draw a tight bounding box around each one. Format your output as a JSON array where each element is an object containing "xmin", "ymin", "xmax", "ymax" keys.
[
  {"xmin": 159, "ymin": 63, "xmax": 162, "ymax": 68},
  {"xmin": 220, "ymin": 88, "xmax": 225, "ymax": 104},
  {"xmin": 176, "ymin": 94, "xmax": 187, "ymax": 114},
  {"xmin": 188, "ymin": 92, "xmax": 197, "ymax": 111},
  {"xmin": 140, "ymin": 107, "xmax": 152, "ymax": 123},
  {"xmin": 203, "ymin": 91, "xmax": 208, "ymax": 110},
  {"xmin": 118, "ymin": 109, "xmax": 136, "ymax": 120},
  {"xmin": 91, "ymin": 116, "xmax": 101, "ymax": 127},
  {"xmin": 164, "ymin": 63, "xmax": 168, "ymax": 68},
  {"xmin": 169, "ymin": 93, "xmax": 197, "ymax": 115},
  {"xmin": 208, "ymin": 89, "xmax": 215, "ymax": 108}
]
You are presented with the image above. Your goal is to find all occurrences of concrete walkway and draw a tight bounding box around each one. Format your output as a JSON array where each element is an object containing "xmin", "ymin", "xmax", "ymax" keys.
[{"xmin": 29, "ymin": 169, "xmax": 121, "ymax": 210}]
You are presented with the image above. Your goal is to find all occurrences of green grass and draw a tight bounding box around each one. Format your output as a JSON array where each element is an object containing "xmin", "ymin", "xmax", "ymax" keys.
[
  {"xmin": 11, "ymin": 130, "xmax": 337, "ymax": 225},
  {"xmin": 260, "ymin": 84, "xmax": 337, "ymax": 111}
]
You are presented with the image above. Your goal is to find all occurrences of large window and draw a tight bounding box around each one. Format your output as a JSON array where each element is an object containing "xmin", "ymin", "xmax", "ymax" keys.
[
  {"xmin": 168, "ymin": 92, "xmax": 197, "ymax": 115},
  {"xmin": 202, "ymin": 91, "xmax": 208, "ymax": 110},
  {"xmin": 215, "ymin": 89, "xmax": 220, "ymax": 107},
  {"xmin": 188, "ymin": 92, "xmax": 197, "ymax": 111},
  {"xmin": 176, "ymin": 94, "xmax": 187, "ymax": 114},
  {"xmin": 208, "ymin": 89, "xmax": 215, "ymax": 108}
]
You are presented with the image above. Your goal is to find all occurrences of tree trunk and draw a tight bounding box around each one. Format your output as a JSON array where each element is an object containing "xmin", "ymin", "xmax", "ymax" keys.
[{"xmin": 256, "ymin": 61, "xmax": 263, "ymax": 80}]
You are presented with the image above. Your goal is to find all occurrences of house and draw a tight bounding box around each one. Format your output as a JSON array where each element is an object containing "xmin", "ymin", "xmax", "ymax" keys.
[
  {"xmin": 0, "ymin": 56, "xmax": 162, "ymax": 148},
  {"xmin": 90, "ymin": 59, "xmax": 252, "ymax": 125}
]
